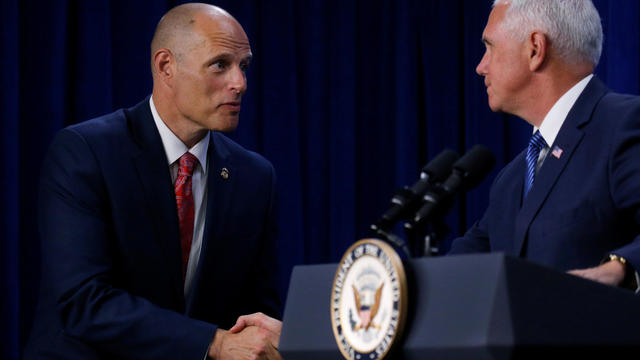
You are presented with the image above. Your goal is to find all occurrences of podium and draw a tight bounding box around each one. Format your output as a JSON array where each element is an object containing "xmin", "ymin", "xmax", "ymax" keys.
[{"xmin": 279, "ymin": 253, "xmax": 640, "ymax": 359}]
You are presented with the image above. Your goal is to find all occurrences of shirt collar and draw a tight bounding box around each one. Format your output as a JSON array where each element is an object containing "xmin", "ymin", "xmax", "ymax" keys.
[
  {"xmin": 149, "ymin": 96, "xmax": 209, "ymax": 173},
  {"xmin": 535, "ymin": 74, "xmax": 593, "ymax": 146}
]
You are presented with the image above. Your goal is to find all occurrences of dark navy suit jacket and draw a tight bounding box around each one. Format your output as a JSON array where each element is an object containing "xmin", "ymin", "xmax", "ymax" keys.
[
  {"xmin": 25, "ymin": 98, "xmax": 281, "ymax": 359},
  {"xmin": 450, "ymin": 77, "xmax": 640, "ymax": 273}
]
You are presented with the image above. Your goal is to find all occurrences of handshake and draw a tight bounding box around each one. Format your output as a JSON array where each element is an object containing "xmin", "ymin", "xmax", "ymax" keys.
[{"xmin": 208, "ymin": 313, "xmax": 282, "ymax": 360}]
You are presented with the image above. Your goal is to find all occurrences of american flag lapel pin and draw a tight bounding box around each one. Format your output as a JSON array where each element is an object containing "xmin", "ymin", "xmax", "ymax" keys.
[{"xmin": 551, "ymin": 145, "xmax": 563, "ymax": 159}]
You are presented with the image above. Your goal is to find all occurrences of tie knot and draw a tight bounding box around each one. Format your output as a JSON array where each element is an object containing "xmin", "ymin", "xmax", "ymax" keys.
[
  {"xmin": 178, "ymin": 152, "xmax": 199, "ymax": 177},
  {"xmin": 529, "ymin": 130, "xmax": 547, "ymax": 151}
]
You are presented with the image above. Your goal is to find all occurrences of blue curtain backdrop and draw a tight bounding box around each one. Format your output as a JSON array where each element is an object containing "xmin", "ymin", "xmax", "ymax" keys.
[{"xmin": 2, "ymin": 0, "xmax": 639, "ymax": 358}]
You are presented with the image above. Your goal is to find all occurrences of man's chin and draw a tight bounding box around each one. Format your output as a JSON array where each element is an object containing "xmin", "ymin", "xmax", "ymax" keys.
[
  {"xmin": 487, "ymin": 99, "xmax": 502, "ymax": 113},
  {"xmin": 211, "ymin": 116, "xmax": 239, "ymax": 133}
]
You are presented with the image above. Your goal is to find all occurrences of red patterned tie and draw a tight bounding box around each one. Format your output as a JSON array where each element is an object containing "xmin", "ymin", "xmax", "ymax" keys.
[{"xmin": 175, "ymin": 152, "xmax": 198, "ymax": 282}]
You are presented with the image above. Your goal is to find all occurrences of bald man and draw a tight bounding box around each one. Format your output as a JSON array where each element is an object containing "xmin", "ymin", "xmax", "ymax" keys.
[{"xmin": 25, "ymin": 4, "xmax": 282, "ymax": 359}]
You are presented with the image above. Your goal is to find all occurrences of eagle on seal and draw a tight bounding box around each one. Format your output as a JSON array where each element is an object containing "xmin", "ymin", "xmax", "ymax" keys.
[{"xmin": 352, "ymin": 282, "xmax": 384, "ymax": 331}]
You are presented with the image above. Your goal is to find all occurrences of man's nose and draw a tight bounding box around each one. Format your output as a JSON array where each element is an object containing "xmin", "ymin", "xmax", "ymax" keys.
[
  {"xmin": 229, "ymin": 66, "xmax": 247, "ymax": 95},
  {"xmin": 476, "ymin": 53, "xmax": 488, "ymax": 76}
]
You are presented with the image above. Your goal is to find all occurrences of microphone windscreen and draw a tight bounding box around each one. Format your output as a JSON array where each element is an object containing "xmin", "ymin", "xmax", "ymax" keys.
[
  {"xmin": 453, "ymin": 145, "xmax": 495, "ymax": 190},
  {"xmin": 421, "ymin": 149, "xmax": 459, "ymax": 182}
]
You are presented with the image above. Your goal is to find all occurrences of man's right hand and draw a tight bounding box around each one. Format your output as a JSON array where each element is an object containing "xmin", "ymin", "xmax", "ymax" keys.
[
  {"xmin": 208, "ymin": 327, "xmax": 281, "ymax": 360},
  {"xmin": 229, "ymin": 312, "xmax": 281, "ymax": 343}
]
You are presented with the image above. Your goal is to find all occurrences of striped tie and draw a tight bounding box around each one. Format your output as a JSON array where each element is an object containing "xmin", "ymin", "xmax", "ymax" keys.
[
  {"xmin": 524, "ymin": 130, "xmax": 547, "ymax": 198},
  {"xmin": 175, "ymin": 152, "xmax": 199, "ymax": 282}
]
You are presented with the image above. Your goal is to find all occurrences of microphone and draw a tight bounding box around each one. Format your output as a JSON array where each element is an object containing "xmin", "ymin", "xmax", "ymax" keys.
[
  {"xmin": 376, "ymin": 149, "xmax": 459, "ymax": 229},
  {"xmin": 406, "ymin": 145, "xmax": 495, "ymax": 228}
]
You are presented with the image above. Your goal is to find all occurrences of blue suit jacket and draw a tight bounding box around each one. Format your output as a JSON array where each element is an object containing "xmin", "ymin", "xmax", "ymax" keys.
[
  {"xmin": 25, "ymin": 98, "xmax": 281, "ymax": 359},
  {"xmin": 450, "ymin": 77, "xmax": 640, "ymax": 273}
]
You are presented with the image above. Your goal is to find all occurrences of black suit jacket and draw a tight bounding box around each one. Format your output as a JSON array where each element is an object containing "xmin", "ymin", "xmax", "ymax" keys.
[
  {"xmin": 25, "ymin": 98, "xmax": 281, "ymax": 359},
  {"xmin": 450, "ymin": 77, "xmax": 640, "ymax": 274}
]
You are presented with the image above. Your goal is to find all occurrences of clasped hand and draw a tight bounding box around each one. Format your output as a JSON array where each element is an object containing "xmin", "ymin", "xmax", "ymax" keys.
[{"xmin": 208, "ymin": 312, "xmax": 282, "ymax": 360}]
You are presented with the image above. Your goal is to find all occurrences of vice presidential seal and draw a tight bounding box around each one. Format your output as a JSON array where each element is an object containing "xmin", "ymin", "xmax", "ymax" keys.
[{"xmin": 331, "ymin": 238, "xmax": 408, "ymax": 360}]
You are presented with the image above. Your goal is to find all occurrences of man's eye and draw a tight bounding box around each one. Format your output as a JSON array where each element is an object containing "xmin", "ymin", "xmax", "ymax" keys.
[
  {"xmin": 240, "ymin": 62, "xmax": 250, "ymax": 72},
  {"xmin": 211, "ymin": 61, "xmax": 227, "ymax": 70}
]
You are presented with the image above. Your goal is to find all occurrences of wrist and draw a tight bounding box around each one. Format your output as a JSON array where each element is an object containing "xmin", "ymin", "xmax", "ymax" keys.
[
  {"xmin": 208, "ymin": 329, "xmax": 228, "ymax": 360},
  {"xmin": 606, "ymin": 254, "xmax": 638, "ymax": 290},
  {"xmin": 607, "ymin": 256, "xmax": 626, "ymax": 281},
  {"xmin": 608, "ymin": 254, "xmax": 627, "ymax": 267}
]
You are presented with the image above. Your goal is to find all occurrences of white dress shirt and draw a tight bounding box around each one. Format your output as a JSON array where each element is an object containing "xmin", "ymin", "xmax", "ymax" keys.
[
  {"xmin": 533, "ymin": 74, "xmax": 593, "ymax": 169},
  {"xmin": 150, "ymin": 96, "xmax": 209, "ymax": 298}
]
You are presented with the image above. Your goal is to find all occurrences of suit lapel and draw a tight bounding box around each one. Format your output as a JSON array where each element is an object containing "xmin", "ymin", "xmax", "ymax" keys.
[
  {"xmin": 513, "ymin": 77, "xmax": 609, "ymax": 256},
  {"xmin": 513, "ymin": 126, "xmax": 584, "ymax": 255},
  {"xmin": 186, "ymin": 132, "xmax": 236, "ymax": 313},
  {"xmin": 127, "ymin": 98, "xmax": 184, "ymax": 303}
]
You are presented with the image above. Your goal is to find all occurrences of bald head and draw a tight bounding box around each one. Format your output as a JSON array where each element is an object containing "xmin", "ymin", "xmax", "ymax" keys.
[
  {"xmin": 149, "ymin": 3, "xmax": 252, "ymax": 146},
  {"xmin": 150, "ymin": 3, "xmax": 241, "ymax": 74}
]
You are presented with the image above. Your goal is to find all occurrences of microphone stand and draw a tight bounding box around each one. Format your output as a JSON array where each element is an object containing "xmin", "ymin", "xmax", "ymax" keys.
[
  {"xmin": 403, "ymin": 216, "xmax": 437, "ymax": 257},
  {"xmin": 404, "ymin": 200, "xmax": 452, "ymax": 257},
  {"xmin": 420, "ymin": 217, "xmax": 450, "ymax": 257},
  {"xmin": 370, "ymin": 214, "xmax": 448, "ymax": 259},
  {"xmin": 370, "ymin": 223, "xmax": 411, "ymax": 258}
]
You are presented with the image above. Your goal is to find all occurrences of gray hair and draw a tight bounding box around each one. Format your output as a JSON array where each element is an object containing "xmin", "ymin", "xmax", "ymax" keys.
[{"xmin": 493, "ymin": 0, "xmax": 603, "ymax": 66}]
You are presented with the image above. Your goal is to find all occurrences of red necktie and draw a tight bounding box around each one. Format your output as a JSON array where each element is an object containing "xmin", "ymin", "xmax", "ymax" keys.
[{"xmin": 175, "ymin": 152, "xmax": 198, "ymax": 282}]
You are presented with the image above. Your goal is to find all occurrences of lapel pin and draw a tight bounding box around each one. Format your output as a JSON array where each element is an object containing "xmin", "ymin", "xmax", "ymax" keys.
[
  {"xmin": 551, "ymin": 145, "xmax": 563, "ymax": 159},
  {"xmin": 220, "ymin": 167, "xmax": 229, "ymax": 179}
]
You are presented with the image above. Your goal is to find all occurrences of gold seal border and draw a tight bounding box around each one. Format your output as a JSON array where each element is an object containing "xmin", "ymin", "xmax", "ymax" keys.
[{"xmin": 330, "ymin": 238, "xmax": 408, "ymax": 360}]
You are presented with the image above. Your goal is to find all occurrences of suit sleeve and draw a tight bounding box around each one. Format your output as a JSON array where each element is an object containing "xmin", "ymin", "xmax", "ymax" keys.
[
  {"xmin": 608, "ymin": 101, "xmax": 640, "ymax": 274},
  {"xmin": 39, "ymin": 129, "xmax": 216, "ymax": 359},
  {"xmin": 447, "ymin": 164, "xmax": 512, "ymax": 255},
  {"xmin": 448, "ymin": 215, "xmax": 491, "ymax": 254}
]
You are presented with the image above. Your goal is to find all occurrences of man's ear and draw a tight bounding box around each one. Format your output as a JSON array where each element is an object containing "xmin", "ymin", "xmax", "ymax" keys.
[
  {"xmin": 153, "ymin": 49, "xmax": 176, "ymax": 85},
  {"xmin": 527, "ymin": 31, "xmax": 548, "ymax": 71}
]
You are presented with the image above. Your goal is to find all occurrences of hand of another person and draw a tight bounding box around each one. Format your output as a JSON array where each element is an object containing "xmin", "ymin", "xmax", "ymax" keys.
[
  {"xmin": 208, "ymin": 327, "xmax": 282, "ymax": 360},
  {"xmin": 567, "ymin": 260, "xmax": 626, "ymax": 286},
  {"xmin": 229, "ymin": 312, "xmax": 282, "ymax": 347}
]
